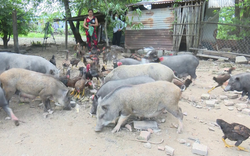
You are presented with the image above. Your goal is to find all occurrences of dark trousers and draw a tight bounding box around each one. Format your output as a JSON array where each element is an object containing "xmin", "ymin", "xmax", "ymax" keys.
[{"xmin": 112, "ymin": 31, "xmax": 122, "ymax": 46}]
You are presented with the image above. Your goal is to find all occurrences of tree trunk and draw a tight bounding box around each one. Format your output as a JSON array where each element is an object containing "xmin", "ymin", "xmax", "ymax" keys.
[
  {"xmin": 235, "ymin": 0, "xmax": 240, "ymax": 37},
  {"xmin": 12, "ymin": 10, "xmax": 19, "ymax": 53},
  {"xmin": 104, "ymin": 0, "xmax": 110, "ymax": 47},
  {"xmin": 63, "ymin": 0, "xmax": 84, "ymax": 45},
  {"xmin": 3, "ymin": 34, "xmax": 8, "ymax": 48}
]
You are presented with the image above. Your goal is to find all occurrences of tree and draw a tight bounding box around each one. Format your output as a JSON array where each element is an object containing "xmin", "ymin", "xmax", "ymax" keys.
[
  {"xmin": 0, "ymin": 0, "xmax": 34, "ymax": 48},
  {"xmin": 41, "ymin": 0, "xmax": 141, "ymax": 46}
]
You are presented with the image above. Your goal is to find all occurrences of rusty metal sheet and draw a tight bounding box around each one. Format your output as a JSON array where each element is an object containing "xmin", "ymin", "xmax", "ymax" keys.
[
  {"xmin": 127, "ymin": 0, "xmax": 198, "ymax": 7},
  {"xmin": 125, "ymin": 29, "xmax": 173, "ymax": 50},
  {"xmin": 208, "ymin": 0, "xmax": 235, "ymax": 8},
  {"xmin": 126, "ymin": 8, "xmax": 174, "ymax": 30}
]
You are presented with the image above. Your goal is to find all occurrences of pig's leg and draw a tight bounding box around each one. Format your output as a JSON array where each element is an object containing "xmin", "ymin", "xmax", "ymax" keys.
[
  {"xmin": 239, "ymin": 90, "xmax": 247, "ymax": 101},
  {"xmin": 3, "ymin": 86, "xmax": 16, "ymax": 102},
  {"xmin": 166, "ymin": 107, "xmax": 183, "ymax": 134},
  {"xmin": 42, "ymin": 98, "xmax": 51, "ymax": 112},
  {"xmin": 112, "ymin": 114, "xmax": 130, "ymax": 133},
  {"xmin": 246, "ymin": 91, "xmax": 250, "ymax": 104},
  {"xmin": 2, "ymin": 106, "xmax": 19, "ymax": 126}
]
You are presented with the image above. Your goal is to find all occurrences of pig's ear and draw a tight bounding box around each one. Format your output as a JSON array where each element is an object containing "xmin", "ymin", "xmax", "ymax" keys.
[
  {"xmin": 236, "ymin": 77, "xmax": 240, "ymax": 81},
  {"xmin": 101, "ymin": 104, "xmax": 109, "ymax": 111},
  {"xmin": 50, "ymin": 69, "xmax": 55, "ymax": 75},
  {"xmin": 98, "ymin": 97, "xmax": 102, "ymax": 103}
]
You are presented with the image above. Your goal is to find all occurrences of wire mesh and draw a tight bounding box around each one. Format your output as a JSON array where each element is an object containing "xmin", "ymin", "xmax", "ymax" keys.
[{"xmin": 200, "ymin": 22, "xmax": 250, "ymax": 54}]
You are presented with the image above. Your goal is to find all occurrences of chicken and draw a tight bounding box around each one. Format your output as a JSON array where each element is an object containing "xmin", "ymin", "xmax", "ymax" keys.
[
  {"xmin": 78, "ymin": 63, "xmax": 103, "ymax": 88},
  {"xmin": 74, "ymin": 42, "xmax": 85, "ymax": 59},
  {"xmin": 173, "ymin": 78, "xmax": 192, "ymax": 90},
  {"xmin": 58, "ymin": 69, "xmax": 82, "ymax": 96},
  {"xmin": 101, "ymin": 65, "xmax": 112, "ymax": 77},
  {"xmin": 70, "ymin": 58, "xmax": 81, "ymax": 68},
  {"xmin": 74, "ymin": 76, "xmax": 87, "ymax": 99},
  {"xmin": 49, "ymin": 55, "xmax": 56, "ymax": 66},
  {"xmin": 208, "ymin": 66, "xmax": 235, "ymax": 93},
  {"xmin": 58, "ymin": 69, "xmax": 71, "ymax": 86},
  {"xmin": 216, "ymin": 119, "xmax": 250, "ymax": 151}
]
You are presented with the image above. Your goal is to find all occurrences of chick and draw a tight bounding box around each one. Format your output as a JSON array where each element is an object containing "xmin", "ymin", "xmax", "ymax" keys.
[
  {"xmin": 216, "ymin": 119, "xmax": 250, "ymax": 151},
  {"xmin": 208, "ymin": 66, "xmax": 235, "ymax": 93},
  {"xmin": 49, "ymin": 55, "xmax": 56, "ymax": 66}
]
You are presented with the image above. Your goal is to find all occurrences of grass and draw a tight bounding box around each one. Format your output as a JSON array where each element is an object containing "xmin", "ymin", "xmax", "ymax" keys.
[
  {"xmin": 18, "ymin": 32, "xmax": 76, "ymax": 38},
  {"xmin": 19, "ymin": 32, "xmax": 45, "ymax": 38}
]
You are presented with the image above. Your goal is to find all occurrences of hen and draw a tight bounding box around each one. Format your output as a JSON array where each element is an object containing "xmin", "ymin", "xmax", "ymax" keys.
[
  {"xmin": 74, "ymin": 76, "xmax": 87, "ymax": 99},
  {"xmin": 208, "ymin": 66, "xmax": 235, "ymax": 93},
  {"xmin": 70, "ymin": 58, "xmax": 81, "ymax": 68},
  {"xmin": 216, "ymin": 119, "xmax": 250, "ymax": 151}
]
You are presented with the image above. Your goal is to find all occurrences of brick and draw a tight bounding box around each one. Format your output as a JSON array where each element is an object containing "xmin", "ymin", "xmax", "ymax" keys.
[
  {"xmin": 242, "ymin": 109, "xmax": 250, "ymax": 115},
  {"xmin": 219, "ymin": 95, "xmax": 228, "ymax": 100},
  {"xmin": 133, "ymin": 121, "xmax": 158, "ymax": 130},
  {"xmin": 236, "ymin": 103, "xmax": 248, "ymax": 111},
  {"xmin": 138, "ymin": 131, "xmax": 151, "ymax": 141},
  {"xmin": 224, "ymin": 100, "xmax": 234, "ymax": 106},
  {"xmin": 165, "ymin": 145, "xmax": 174, "ymax": 156},
  {"xmin": 205, "ymin": 100, "xmax": 215, "ymax": 107},
  {"xmin": 192, "ymin": 142, "xmax": 208, "ymax": 156},
  {"xmin": 201, "ymin": 94, "xmax": 210, "ymax": 100},
  {"xmin": 158, "ymin": 146, "xmax": 165, "ymax": 151},
  {"xmin": 235, "ymin": 56, "xmax": 248, "ymax": 64}
]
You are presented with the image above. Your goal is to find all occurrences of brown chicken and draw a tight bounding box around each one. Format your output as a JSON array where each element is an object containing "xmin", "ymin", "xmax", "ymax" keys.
[
  {"xmin": 58, "ymin": 69, "xmax": 81, "ymax": 96},
  {"xmin": 208, "ymin": 66, "xmax": 235, "ymax": 93},
  {"xmin": 74, "ymin": 76, "xmax": 87, "ymax": 99},
  {"xmin": 216, "ymin": 119, "xmax": 250, "ymax": 151}
]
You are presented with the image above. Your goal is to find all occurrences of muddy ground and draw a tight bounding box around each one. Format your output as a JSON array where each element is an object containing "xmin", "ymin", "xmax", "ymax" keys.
[{"xmin": 0, "ymin": 37, "xmax": 250, "ymax": 156}]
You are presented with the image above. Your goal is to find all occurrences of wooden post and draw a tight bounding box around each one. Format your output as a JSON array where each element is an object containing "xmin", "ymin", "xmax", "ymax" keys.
[
  {"xmin": 65, "ymin": 19, "xmax": 68, "ymax": 49},
  {"xmin": 12, "ymin": 9, "xmax": 19, "ymax": 53}
]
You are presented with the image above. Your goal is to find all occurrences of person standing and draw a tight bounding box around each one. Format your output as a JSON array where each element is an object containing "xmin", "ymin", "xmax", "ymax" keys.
[
  {"xmin": 111, "ymin": 13, "xmax": 125, "ymax": 46},
  {"xmin": 83, "ymin": 9, "xmax": 99, "ymax": 52}
]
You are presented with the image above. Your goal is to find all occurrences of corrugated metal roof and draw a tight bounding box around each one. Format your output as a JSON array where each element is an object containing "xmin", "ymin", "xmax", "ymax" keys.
[
  {"xmin": 126, "ymin": 7, "xmax": 174, "ymax": 30},
  {"xmin": 208, "ymin": 0, "xmax": 235, "ymax": 8},
  {"xmin": 127, "ymin": 0, "xmax": 198, "ymax": 7}
]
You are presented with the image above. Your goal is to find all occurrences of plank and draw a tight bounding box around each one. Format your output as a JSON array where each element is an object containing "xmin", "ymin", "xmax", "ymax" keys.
[{"xmin": 197, "ymin": 53, "xmax": 229, "ymax": 60}]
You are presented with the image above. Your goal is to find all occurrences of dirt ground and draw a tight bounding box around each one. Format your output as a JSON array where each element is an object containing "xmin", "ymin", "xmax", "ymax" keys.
[{"xmin": 0, "ymin": 37, "xmax": 250, "ymax": 156}]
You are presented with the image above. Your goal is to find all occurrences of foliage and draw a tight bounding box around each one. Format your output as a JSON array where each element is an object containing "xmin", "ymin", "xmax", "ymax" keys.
[
  {"xmin": 215, "ymin": 1, "xmax": 250, "ymax": 40},
  {"xmin": 0, "ymin": 0, "xmax": 36, "ymax": 47},
  {"xmin": 31, "ymin": 40, "xmax": 42, "ymax": 46}
]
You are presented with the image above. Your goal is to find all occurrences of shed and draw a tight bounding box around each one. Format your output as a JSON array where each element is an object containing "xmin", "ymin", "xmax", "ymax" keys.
[{"xmin": 126, "ymin": 0, "xmax": 206, "ymax": 52}]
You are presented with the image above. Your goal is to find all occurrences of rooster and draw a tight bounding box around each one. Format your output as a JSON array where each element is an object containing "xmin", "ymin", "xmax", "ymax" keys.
[
  {"xmin": 216, "ymin": 119, "xmax": 250, "ymax": 151},
  {"xmin": 208, "ymin": 66, "xmax": 235, "ymax": 93},
  {"xmin": 49, "ymin": 55, "xmax": 56, "ymax": 66}
]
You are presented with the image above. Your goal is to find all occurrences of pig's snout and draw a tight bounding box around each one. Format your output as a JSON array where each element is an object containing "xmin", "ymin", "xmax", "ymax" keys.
[
  {"xmin": 90, "ymin": 106, "xmax": 96, "ymax": 115},
  {"xmin": 95, "ymin": 125, "xmax": 103, "ymax": 132},
  {"xmin": 14, "ymin": 120, "xmax": 20, "ymax": 126},
  {"xmin": 224, "ymin": 85, "xmax": 231, "ymax": 91}
]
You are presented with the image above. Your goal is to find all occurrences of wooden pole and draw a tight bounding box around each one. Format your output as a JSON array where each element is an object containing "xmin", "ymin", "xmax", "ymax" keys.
[
  {"xmin": 12, "ymin": 9, "xmax": 19, "ymax": 53},
  {"xmin": 65, "ymin": 19, "xmax": 68, "ymax": 49}
]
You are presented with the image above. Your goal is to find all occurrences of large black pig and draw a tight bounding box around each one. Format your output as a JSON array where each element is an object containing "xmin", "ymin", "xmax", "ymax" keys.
[
  {"xmin": 159, "ymin": 54, "xmax": 199, "ymax": 80},
  {"xmin": 225, "ymin": 73, "xmax": 250, "ymax": 102}
]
